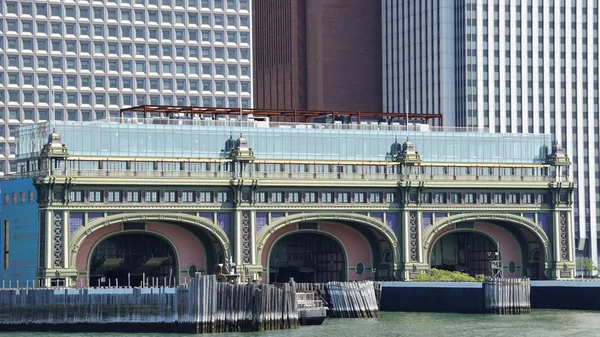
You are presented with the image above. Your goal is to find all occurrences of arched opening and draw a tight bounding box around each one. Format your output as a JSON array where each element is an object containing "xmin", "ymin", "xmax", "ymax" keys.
[
  {"xmin": 429, "ymin": 232, "xmax": 499, "ymax": 277},
  {"xmin": 269, "ymin": 232, "xmax": 345, "ymax": 283},
  {"xmin": 89, "ymin": 233, "xmax": 178, "ymax": 287}
]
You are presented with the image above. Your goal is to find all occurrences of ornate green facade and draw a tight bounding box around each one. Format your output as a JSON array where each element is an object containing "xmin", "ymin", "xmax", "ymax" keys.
[{"xmin": 17, "ymin": 125, "xmax": 575, "ymax": 286}]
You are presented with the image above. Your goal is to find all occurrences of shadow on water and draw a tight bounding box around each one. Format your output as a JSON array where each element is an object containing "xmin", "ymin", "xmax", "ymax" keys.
[{"xmin": 4, "ymin": 310, "xmax": 600, "ymax": 337}]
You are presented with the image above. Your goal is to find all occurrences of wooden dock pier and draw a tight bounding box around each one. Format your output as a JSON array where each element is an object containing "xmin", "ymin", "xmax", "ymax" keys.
[
  {"xmin": 292, "ymin": 281, "xmax": 380, "ymax": 318},
  {"xmin": 0, "ymin": 275, "xmax": 299, "ymax": 333},
  {"xmin": 484, "ymin": 277, "xmax": 531, "ymax": 315}
]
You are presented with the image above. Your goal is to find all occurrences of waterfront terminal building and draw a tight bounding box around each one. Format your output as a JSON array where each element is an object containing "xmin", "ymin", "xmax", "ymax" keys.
[{"xmin": 1, "ymin": 106, "xmax": 575, "ymax": 287}]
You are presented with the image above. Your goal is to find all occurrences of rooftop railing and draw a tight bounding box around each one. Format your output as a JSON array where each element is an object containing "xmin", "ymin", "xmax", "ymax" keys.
[
  {"xmin": 98, "ymin": 117, "xmax": 490, "ymax": 133},
  {"xmin": 15, "ymin": 168, "xmax": 564, "ymax": 183}
]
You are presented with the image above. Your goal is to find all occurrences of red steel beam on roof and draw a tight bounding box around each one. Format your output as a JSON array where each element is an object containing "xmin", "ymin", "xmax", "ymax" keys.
[{"xmin": 119, "ymin": 105, "xmax": 444, "ymax": 125}]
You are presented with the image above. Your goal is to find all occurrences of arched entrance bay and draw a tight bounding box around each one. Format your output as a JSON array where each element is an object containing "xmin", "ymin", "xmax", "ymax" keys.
[
  {"xmin": 258, "ymin": 213, "xmax": 399, "ymax": 283},
  {"xmin": 269, "ymin": 232, "xmax": 345, "ymax": 283},
  {"xmin": 70, "ymin": 213, "xmax": 232, "ymax": 287},
  {"xmin": 89, "ymin": 232, "xmax": 178, "ymax": 287},
  {"xmin": 429, "ymin": 231, "xmax": 499, "ymax": 277},
  {"xmin": 424, "ymin": 214, "xmax": 550, "ymax": 279}
]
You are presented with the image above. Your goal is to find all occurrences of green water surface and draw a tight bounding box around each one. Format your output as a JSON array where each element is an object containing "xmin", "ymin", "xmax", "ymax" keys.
[{"xmin": 3, "ymin": 310, "xmax": 600, "ymax": 337}]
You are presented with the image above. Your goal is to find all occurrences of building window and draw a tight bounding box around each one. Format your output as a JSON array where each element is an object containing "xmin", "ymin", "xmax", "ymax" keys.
[
  {"xmin": 288, "ymin": 192, "xmax": 300, "ymax": 203},
  {"xmin": 217, "ymin": 192, "xmax": 228, "ymax": 203},
  {"xmin": 464, "ymin": 193, "xmax": 475, "ymax": 204},
  {"xmin": 385, "ymin": 192, "xmax": 395, "ymax": 203},
  {"xmin": 478, "ymin": 193, "xmax": 490, "ymax": 204},
  {"xmin": 433, "ymin": 193, "xmax": 446, "ymax": 204},
  {"xmin": 20, "ymin": 192, "xmax": 26, "ymax": 203},
  {"xmin": 12, "ymin": 193, "xmax": 17, "ymax": 204},
  {"xmin": 522, "ymin": 193, "xmax": 534, "ymax": 204},
  {"xmin": 70, "ymin": 191, "xmax": 83, "ymax": 202},
  {"xmin": 199, "ymin": 191, "xmax": 212, "ymax": 203},
  {"xmin": 89, "ymin": 191, "xmax": 103, "ymax": 202},
  {"xmin": 163, "ymin": 191, "xmax": 177, "ymax": 202},
  {"xmin": 4, "ymin": 194, "xmax": 8, "ymax": 205},
  {"xmin": 181, "ymin": 191, "xmax": 195, "ymax": 203},
  {"xmin": 338, "ymin": 192, "xmax": 350, "ymax": 203},
  {"xmin": 127, "ymin": 191, "xmax": 140, "ymax": 202},
  {"xmin": 108, "ymin": 191, "xmax": 121, "ymax": 202},
  {"xmin": 354, "ymin": 192, "xmax": 366, "ymax": 203},
  {"xmin": 507, "ymin": 193, "xmax": 520, "ymax": 204},
  {"xmin": 370, "ymin": 192, "xmax": 381, "ymax": 203},
  {"xmin": 305, "ymin": 192, "xmax": 317, "ymax": 203},
  {"xmin": 537, "ymin": 193, "xmax": 548, "ymax": 204},
  {"xmin": 422, "ymin": 193, "xmax": 432, "ymax": 204},
  {"xmin": 255, "ymin": 192, "xmax": 266, "ymax": 203},
  {"xmin": 145, "ymin": 191, "xmax": 158, "ymax": 202},
  {"xmin": 493, "ymin": 193, "xmax": 505, "ymax": 204},
  {"xmin": 271, "ymin": 192, "xmax": 283, "ymax": 203},
  {"xmin": 321, "ymin": 192, "xmax": 333, "ymax": 203},
  {"xmin": 449, "ymin": 193, "xmax": 461, "ymax": 204},
  {"xmin": 29, "ymin": 191, "xmax": 34, "ymax": 202}
]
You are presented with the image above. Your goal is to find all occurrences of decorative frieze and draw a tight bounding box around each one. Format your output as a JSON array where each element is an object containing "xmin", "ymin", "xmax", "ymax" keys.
[
  {"xmin": 560, "ymin": 212, "xmax": 568, "ymax": 261},
  {"xmin": 52, "ymin": 212, "xmax": 64, "ymax": 268},
  {"xmin": 409, "ymin": 211, "xmax": 418, "ymax": 262},
  {"xmin": 241, "ymin": 211, "xmax": 251, "ymax": 264},
  {"xmin": 39, "ymin": 212, "xmax": 46, "ymax": 269}
]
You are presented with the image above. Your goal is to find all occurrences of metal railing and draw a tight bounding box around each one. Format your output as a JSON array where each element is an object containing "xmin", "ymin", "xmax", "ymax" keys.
[
  {"xmin": 15, "ymin": 168, "xmax": 562, "ymax": 183},
  {"xmin": 101, "ymin": 117, "xmax": 489, "ymax": 133}
]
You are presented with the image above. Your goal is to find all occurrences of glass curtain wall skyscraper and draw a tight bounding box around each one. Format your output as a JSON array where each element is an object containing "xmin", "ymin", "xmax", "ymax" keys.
[
  {"xmin": 0, "ymin": 0, "xmax": 253, "ymax": 175},
  {"xmin": 383, "ymin": 0, "xmax": 599, "ymax": 264}
]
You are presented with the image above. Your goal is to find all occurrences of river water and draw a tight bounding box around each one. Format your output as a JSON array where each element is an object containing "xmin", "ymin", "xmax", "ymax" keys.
[{"xmin": 3, "ymin": 310, "xmax": 600, "ymax": 337}]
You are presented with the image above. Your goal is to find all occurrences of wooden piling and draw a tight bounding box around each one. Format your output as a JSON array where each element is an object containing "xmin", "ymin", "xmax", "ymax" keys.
[
  {"xmin": 0, "ymin": 275, "xmax": 299, "ymax": 333},
  {"xmin": 484, "ymin": 277, "xmax": 531, "ymax": 315}
]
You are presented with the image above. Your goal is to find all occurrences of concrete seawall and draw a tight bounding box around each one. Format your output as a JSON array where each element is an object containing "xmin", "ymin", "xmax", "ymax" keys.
[
  {"xmin": 380, "ymin": 280, "xmax": 600, "ymax": 313},
  {"xmin": 379, "ymin": 282, "xmax": 485, "ymax": 313},
  {"xmin": 530, "ymin": 281, "xmax": 600, "ymax": 310}
]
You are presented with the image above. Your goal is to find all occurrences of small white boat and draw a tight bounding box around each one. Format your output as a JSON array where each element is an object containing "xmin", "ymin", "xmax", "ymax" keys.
[{"xmin": 296, "ymin": 291, "xmax": 327, "ymax": 325}]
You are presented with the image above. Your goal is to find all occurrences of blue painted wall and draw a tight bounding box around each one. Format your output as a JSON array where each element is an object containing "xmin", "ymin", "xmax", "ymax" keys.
[{"xmin": 0, "ymin": 178, "xmax": 38, "ymax": 283}]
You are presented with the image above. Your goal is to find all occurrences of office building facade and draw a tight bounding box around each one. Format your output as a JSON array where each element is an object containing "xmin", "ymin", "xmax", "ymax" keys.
[
  {"xmin": 253, "ymin": 0, "xmax": 382, "ymax": 112},
  {"xmin": 383, "ymin": 1, "xmax": 600, "ymax": 264},
  {"xmin": 0, "ymin": 0, "xmax": 253, "ymax": 175}
]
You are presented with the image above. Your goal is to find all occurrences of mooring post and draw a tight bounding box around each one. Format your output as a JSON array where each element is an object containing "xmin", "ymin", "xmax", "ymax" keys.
[
  {"xmin": 16, "ymin": 281, "xmax": 19, "ymax": 289},
  {"xmin": 116, "ymin": 279, "xmax": 119, "ymax": 288},
  {"xmin": 142, "ymin": 273, "xmax": 145, "ymax": 288},
  {"xmin": 128, "ymin": 273, "xmax": 131, "ymax": 287}
]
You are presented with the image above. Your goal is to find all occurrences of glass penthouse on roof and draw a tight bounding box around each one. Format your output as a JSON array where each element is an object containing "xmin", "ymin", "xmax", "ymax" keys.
[{"xmin": 17, "ymin": 120, "xmax": 552, "ymax": 164}]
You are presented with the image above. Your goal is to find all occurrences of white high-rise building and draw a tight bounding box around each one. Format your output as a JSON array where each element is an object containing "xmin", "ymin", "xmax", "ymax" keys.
[
  {"xmin": 0, "ymin": 0, "xmax": 253, "ymax": 175},
  {"xmin": 383, "ymin": 1, "xmax": 599, "ymax": 263}
]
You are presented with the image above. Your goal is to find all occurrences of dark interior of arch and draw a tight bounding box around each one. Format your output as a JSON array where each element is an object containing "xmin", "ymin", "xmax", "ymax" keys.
[
  {"xmin": 429, "ymin": 232, "xmax": 498, "ymax": 277},
  {"xmin": 269, "ymin": 232, "xmax": 345, "ymax": 283},
  {"xmin": 89, "ymin": 233, "xmax": 177, "ymax": 287}
]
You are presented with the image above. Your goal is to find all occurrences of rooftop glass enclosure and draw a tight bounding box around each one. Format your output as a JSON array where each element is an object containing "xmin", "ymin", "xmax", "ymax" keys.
[{"xmin": 17, "ymin": 121, "xmax": 553, "ymax": 164}]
